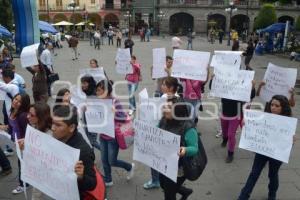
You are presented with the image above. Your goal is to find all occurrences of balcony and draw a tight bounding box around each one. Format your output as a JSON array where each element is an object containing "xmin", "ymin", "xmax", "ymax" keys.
[
  {"xmin": 38, "ymin": 4, "xmax": 86, "ymax": 12},
  {"xmin": 102, "ymin": 3, "xmax": 121, "ymax": 9}
]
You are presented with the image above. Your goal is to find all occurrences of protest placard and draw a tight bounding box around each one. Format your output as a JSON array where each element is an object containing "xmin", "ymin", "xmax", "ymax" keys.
[
  {"xmin": 79, "ymin": 67, "xmax": 106, "ymax": 83},
  {"xmin": 133, "ymin": 120, "xmax": 180, "ymax": 182},
  {"xmin": 152, "ymin": 48, "xmax": 167, "ymax": 79},
  {"xmin": 85, "ymin": 99, "xmax": 115, "ymax": 138},
  {"xmin": 239, "ymin": 110, "xmax": 297, "ymax": 163},
  {"xmin": 171, "ymin": 50, "xmax": 210, "ymax": 81},
  {"xmin": 115, "ymin": 48, "xmax": 133, "ymax": 74},
  {"xmin": 70, "ymin": 85, "xmax": 86, "ymax": 108},
  {"xmin": 138, "ymin": 88, "xmax": 149, "ymax": 100},
  {"xmin": 210, "ymin": 68, "xmax": 255, "ymax": 102},
  {"xmin": 0, "ymin": 89, "xmax": 6, "ymax": 100},
  {"xmin": 22, "ymin": 125, "xmax": 80, "ymax": 200},
  {"xmin": 210, "ymin": 51, "xmax": 242, "ymax": 70},
  {"xmin": 260, "ymin": 63, "xmax": 297, "ymax": 102},
  {"xmin": 20, "ymin": 43, "xmax": 39, "ymax": 68},
  {"xmin": 138, "ymin": 97, "xmax": 166, "ymax": 126}
]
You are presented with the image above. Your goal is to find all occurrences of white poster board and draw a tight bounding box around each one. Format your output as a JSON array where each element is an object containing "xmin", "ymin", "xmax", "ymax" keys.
[
  {"xmin": 210, "ymin": 51, "xmax": 242, "ymax": 70},
  {"xmin": 210, "ymin": 68, "xmax": 255, "ymax": 102},
  {"xmin": 260, "ymin": 63, "xmax": 297, "ymax": 102},
  {"xmin": 138, "ymin": 97, "xmax": 166, "ymax": 126},
  {"xmin": 172, "ymin": 50, "xmax": 210, "ymax": 81},
  {"xmin": 79, "ymin": 67, "xmax": 106, "ymax": 83},
  {"xmin": 20, "ymin": 43, "xmax": 40, "ymax": 68},
  {"xmin": 22, "ymin": 126, "xmax": 80, "ymax": 200},
  {"xmin": 152, "ymin": 48, "xmax": 167, "ymax": 79},
  {"xmin": 85, "ymin": 99, "xmax": 115, "ymax": 138},
  {"xmin": 239, "ymin": 110, "xmax": 297, "ymax": 163},
  {"xmin": 115, "ymin": 48, "xmax": 133, "ymax": 74},
  {"xmin": 133, "ymin": 120, "xmax": 180, "ymax": 182},
  {"xmin": 138, "ymin": 88, "xmax": 149, "ymax": 100},
  {"xmin": 70, "ymin": 85, "xmax": 87, "ymax": 108}
]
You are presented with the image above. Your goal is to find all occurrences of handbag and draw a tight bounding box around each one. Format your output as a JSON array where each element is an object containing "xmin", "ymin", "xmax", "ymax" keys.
[
  {"xmin": 84, "ymin": 166, "xmax": 106, "ymax": 200},
  {"xmin": 48, "ymin": 73, "xmax": 59, "ymax": 84},
  {"xmin": 181, "ymin": 131, "xmax": 207, "ymax": 181},
  {"xmin": 115, "ymin": 114, "xmax": 135, "ymax": 150}
]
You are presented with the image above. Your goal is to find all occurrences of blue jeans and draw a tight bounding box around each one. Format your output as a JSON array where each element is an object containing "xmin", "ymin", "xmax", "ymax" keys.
[
  {"xmin": 100, "ymin": 138, "xmax": 132, "ymax": 182},
  {"xmin": 127, "ymin": 82, "xmax": 139, "ymax": 110},
  {"xmin": 187, "ymin": 41, "xmax": 193, "ymax": 50},
  {"xmin": 238, "ymin": 153, "xmax": 282, "ymax": 200}
]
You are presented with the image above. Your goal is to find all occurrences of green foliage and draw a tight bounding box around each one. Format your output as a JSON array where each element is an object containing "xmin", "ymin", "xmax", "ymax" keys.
[
  {"xmin": 278, "ymin": 0, "xmax": 292, "ymax": 4},
  {"xmin": 254, "ymin": 4, "xmax": 277, "ymax": 30},
  {"xmin": 296, "ymin": 16, "xmax": 300, "ymax": 31},
  {"xmin": 0, "ymin": 0, "xmax": 13, "ymax": 31},
  {"xmin": 260, "ymin": 0, "xmax": 277, "ymax": 3}
]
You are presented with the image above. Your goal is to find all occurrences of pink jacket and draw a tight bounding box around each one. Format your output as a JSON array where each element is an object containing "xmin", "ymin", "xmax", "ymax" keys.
[
  {"xmin": 126, "ymin": 63, "xmax": 141, "ymax": 83},
  {"xmin": 181, "ymin": 79, "xmax": 203, "ymax": 100}
]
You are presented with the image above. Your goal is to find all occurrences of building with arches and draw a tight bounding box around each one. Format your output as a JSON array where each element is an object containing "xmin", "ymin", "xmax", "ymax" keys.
[{"xmin": 158, "ymin": 0, "xmax": 300, "ymax": 35}]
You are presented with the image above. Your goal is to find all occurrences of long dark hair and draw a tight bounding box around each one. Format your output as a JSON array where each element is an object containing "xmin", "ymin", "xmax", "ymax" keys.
[
  {"xmin": 30, "ymin": 102, "xmax": 52, "ymax": 132},
  {"xmin": 11, "ymin": 93, "xmax": 31, "ymax": 117},
  {"xmin": 96, "ymin": 79, "xmax": 113, "ymax": 97},
  {"xmin": 90, "ymin": 59, "xmax": 99, "ymax": 67},
  {"xmin": 54, "ymin": 88, "xmax": 70, "ymax": 110},
  {"xmin": 265, "ymin": 95, "xmax": 292, "ymax": 117},
  {"xmin": 81, "ymin": 76, "xmax": 96, "ymax": 96}
]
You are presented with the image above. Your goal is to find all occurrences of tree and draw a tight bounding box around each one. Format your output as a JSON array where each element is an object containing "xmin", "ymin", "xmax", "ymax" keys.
[
  {"xmin": 254, "ymin": 4, "xmax": 277, "ymax": 30},
  {"xmin": 296, "ymin": 16, "xmax": 300, "ymax": 31},
  {"xmin": 0, "ymin": 0, "xmax": 13, "ymax": 30}
]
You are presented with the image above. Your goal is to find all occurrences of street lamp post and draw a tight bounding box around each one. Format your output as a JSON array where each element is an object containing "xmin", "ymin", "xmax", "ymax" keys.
[
  {"xmin": 225, "ymin": 1, "xmax": 237, "ymax": 46},
  {"xmin": 67, "ymin": 0, "xmax": 79, "ymax": 31},
  {"xmin": 124, "ymin": 11, "xmax": 132, "ymax": 36},
  {"xmin": 157, "ymin": 10, "xmax": 165, "ymax": 38}
]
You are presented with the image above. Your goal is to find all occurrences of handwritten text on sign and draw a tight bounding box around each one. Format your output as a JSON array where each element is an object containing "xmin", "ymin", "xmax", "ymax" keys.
[
  {"xmin": 152, "ymin": 48, "xmax": 167, "ymax": 79},
  {"xmin": 172, "ymin": 50, "xmax": 210, "ymax": 81},
  {"xmin": 260, "ymin": 63, "xmax": 297, "ymax": 102},
  {"xmin": 85, "ymin": 99, "xmax": 115, "ymax": 138},
  {"xmin": 79, "ymin": 67, "xmax": 106, "ymax": 83},
  {"xmin": 239, "ymin": 110, "xmax": 297, "ymax": 163},
  {"xmin": 116, "ymin": 48, "xmax": 133, "ymax": 74},
  {"xmin": 210, "ymin": 68, "xmax": 255, "ymax": 102},
  {"xmin": 133, "ymin": 120, "xmax": 180, "ymax": 182},
  {"xmin": 210, "ymin": 51, "xmax": 242, "ymax": 70},
  {"xmin": 22, "ymin": 125, "xmax": 80, "ymax": 200},
  {"xmin": 138, "ymin": 97, "xmax": 166, "ymax": 126}
]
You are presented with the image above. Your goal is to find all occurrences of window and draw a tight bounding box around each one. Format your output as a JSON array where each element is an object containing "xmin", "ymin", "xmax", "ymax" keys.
[
  {"xmin": 39, "ymin": 0, "xmax": 46, "ymax": 6},
  {"xmin": 56, "ymin": 0, "xmax": 62, "ymax": 6},
  {"xmin": 76, "ymin": 0, "xmax": 80, "ymax": 5},
  {"xmin": 91, "ymin": 0, "xmax": 95, "ymax": 4}
]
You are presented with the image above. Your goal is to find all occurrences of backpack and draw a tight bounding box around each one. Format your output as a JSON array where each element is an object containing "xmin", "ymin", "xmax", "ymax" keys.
[{"xmin": 181, "ymin": 130, "xmax": 207, "ymax": 181}]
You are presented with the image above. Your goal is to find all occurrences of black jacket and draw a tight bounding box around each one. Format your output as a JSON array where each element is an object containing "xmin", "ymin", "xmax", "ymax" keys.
[{"xmin": 66, "ymin": 131, "xmax": 96, "ymax": 199}]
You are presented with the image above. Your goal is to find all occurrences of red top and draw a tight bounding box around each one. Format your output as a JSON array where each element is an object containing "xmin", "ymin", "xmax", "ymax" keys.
[{"xmin": 126, "ymin": 63, "xmax": 141, "ymax": 83}]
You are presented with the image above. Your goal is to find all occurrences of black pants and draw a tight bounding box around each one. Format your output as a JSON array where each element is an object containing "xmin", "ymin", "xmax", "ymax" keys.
[
  {"xmin": 108, "ymin": 37, "xmax": 113, "ymax": 45},
  {"xmin": 0, "ymin": 147, "xmax": 11, "ymax": 171},
  {"xmin": 160, "ymin": 174, "xmax": 186, "ymax": 200},
  {"xmin": 117, "ymin": 39, "xmax": 121, "ymax": 47}
]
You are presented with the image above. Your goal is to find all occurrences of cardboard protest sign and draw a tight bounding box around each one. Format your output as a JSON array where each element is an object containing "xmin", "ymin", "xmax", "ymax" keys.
[
  {"xmin": 152, "ymin": 48, "xmax": 167, "ymax": 79},
  {"xmin": 260, "ymin": 63, "xmax": 297, "ymax": 102},
  {"xmin": 85, "ymin": 99, "xmax": 115, "ymax": 138},
  {"xmin": 239, "ymin": 110, "xmax": 297, "ymax": 163},
  {"xmin": 115, "ymin": 48, "xmax": 133, "ymax": 74},
  {"xmin": 133, "ymin": 120, "xmax": 180, "ymax": 182},
  {"xmin": 210, "ymin": 51, "xmax": 242, "ymax": 70},
  {"xmin": 79, "ymin": 67, "xmax": 106, "ymax": 83},
  {"xmin": 20, "ymin": 43, "xmax": 39, "ymax": 68},
  {"xmin": 210, "ymin": 68, "xmax": 255, "ymax": 102},
  {"xmin": 22, "ymin": 126, "xmax": 80, "ymax": 200},
  {"xmin": 138, "ymin": 97, "xmax": 165, "ymax": 126},
  {"xmin": 172, "ymin": 50, "xmax": 210, "ymax": 81}
]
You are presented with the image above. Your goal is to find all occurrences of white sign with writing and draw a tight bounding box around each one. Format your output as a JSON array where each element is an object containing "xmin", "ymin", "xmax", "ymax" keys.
[
  {"xmin": 239, "ymin": 110, "xmax": 297, "ymax": 163},
  {"xmin": 172, "ymin": 50, "xmax": 210, "ymax": 81},
  {"xmin": 138, "ymin": 97, "xmax": 166, "ymax": 126},
  {"xmin": 152, "ymin": 48, "xmax": 167, "ymax": 79},
  {"xmin": 260, "ymin": 63, "xmax": 297, "ymax": 102},
  {"xmin": 79, "ymin": 67, "xmax": 106, "ymax": 83},
  {"xmin": 210, "ymin": 68, "xmax": 255, "ymax": 102},
  {"xmin": 20, "ymin": 43, "xmax": 40, "ymax": 68},
  {"xmin": 138, "ymin": 88, "xmax": 149, "ymax": 100},
  {"xmin": 115, "ymin": 48, "xmax": 133, "ymax": 74},
  {"xmin": 85, "ymin": 99, "xmax": 115, "ymax": 138},
  {"xmin": 210, "ymin": 51, "xmax": 242, "ymax": 70},
  {"xmin": 70, "ymin": 85, "xmax": 87, "ymax": 108},
  {"xmin": 21, "ymin": 125, "xmax": 80, "ymax": 200},
  {"xmin": 133, "ymin": 120, "xmax": 180, "ymax": 182}
]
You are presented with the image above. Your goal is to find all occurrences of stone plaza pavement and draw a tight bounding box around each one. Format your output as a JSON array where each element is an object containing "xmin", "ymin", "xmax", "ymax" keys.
[{"xmin": 0, "ymin": 36, "xmax": 299, "ymax": 200}]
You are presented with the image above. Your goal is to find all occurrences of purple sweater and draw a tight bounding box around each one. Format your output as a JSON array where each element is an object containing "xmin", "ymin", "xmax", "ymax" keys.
[{"xmin": 9, "ymin": 112, "xmax": 28, "ymax": 140}]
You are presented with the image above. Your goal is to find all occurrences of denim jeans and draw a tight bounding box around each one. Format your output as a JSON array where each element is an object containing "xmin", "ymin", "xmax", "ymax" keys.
[
  {"xmin": 0, "ymin": 147, "xmax": 11, "ymax": 170},
  {"xmin": 127, "ymin": 82, "xmax": 139, "ymax": 110},
  {"xmin": 187, "ymin": 41, "xmax": 193, "ymax": 50},
  {"xmin": 238, "ymin": 153, "xmax": 282, "ymax": 200},
  {"xmin": 100, "ymin": 138, "xmax": 132, "ymax": 182}
]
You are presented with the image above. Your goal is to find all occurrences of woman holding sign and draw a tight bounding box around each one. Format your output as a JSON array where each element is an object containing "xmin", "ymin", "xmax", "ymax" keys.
[
  {"xmin": 159, "ymin": 97, "xmax": 198, "ymax": 200},
  {"xmin": 238, "ymin": 95, "xmax": 295, "ymax": 200},
  {"xmin": 96, "ymin": 80, "xmax": 135, "ymax": 186}
]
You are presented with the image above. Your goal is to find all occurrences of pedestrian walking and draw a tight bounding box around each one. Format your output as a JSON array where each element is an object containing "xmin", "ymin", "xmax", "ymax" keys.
[
  {"xmin": 94, "ymin": 30, "xmax": 101, "ymax": 50},
  {"xmin": 107, "ymin": 28, "xmax": 114, "ymax": 45},
  {"xmin": 124, "ymin": 35, "xmax": 134, "ymax": 55},
  {"xmin": 116, "ymin": 29, "xmax": 122, "ymax": 47},
  {"xmin": 218, "ymin": 28, "xmax": 224, "ymax": 44},
  {"xmin": 68, "ymin": 34, "xmax": 79, "ymax": 60},
  {"xmin": 243, "ymin": 40, "xmax": 255, "ymax": 70},
  {"xmin": 187, "ymin": 29, "xmax": 193, "ymax": 50}
]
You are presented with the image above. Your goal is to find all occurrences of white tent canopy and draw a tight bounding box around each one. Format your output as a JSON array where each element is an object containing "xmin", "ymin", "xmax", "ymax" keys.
[
  {"xmin": 53, "ymin": 21, "xmax": 74, "ymax": 26},
  {"xmin": 75, "ymin": 22, "xmax": 95, "ymax": 26}
]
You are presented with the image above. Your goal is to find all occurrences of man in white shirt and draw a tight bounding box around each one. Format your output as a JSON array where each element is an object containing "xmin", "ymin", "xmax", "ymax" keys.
[
  {"xmin": 40, "ymin": 43, "xmax": 53, "ymax": 73},
  {"xmin": 171, "ymin": 36, "xmax": 182, "ymax": 50}
]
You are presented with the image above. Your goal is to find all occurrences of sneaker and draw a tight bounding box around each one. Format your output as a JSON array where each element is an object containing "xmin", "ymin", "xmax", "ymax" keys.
[
  {"xmin": 143, "ymin": 180, "xmax": 160, "ymax": 189},
  {"xmin": 128, "ymin": 109, "xmax": 135, "ymax": 116},
  {"xmin": 0, "ymin": 168, "xmax": 12, "ymax": 176},
  {"xmin": 4, "ymin": 150, "xmax": 14, "ymax": 157},
  {"xmin": 12, "ymin": 186, "xmax": 24, "ymax": 194},
  {"xmin": 127, "ymin": 163, "xmax": 135, "ymax": 180},
  {"xmin": 215, "ymin": 132, "xmax": 222, "ymax": 138},
  {"xmin": 105, "ymin": 181, "xmax": 113, "ymax": 187}
]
